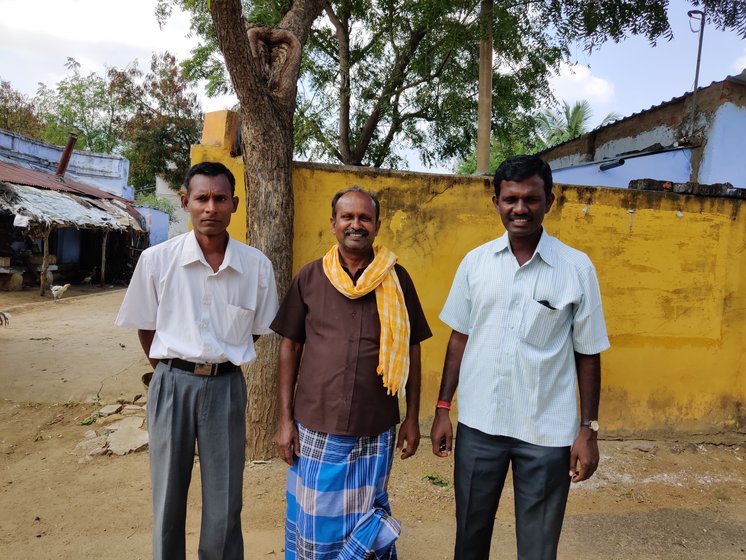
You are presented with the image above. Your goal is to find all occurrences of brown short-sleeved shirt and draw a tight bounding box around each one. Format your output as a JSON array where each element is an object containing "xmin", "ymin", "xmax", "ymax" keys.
[{"xmin": 270, "ymin": 258, "xmax": 432, "ymax": 436}]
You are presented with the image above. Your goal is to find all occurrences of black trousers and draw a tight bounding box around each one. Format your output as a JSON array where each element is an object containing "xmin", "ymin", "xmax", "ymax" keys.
[{"xmin": 454, "ymin": 423, "xmax": 571, "ymax": 560}]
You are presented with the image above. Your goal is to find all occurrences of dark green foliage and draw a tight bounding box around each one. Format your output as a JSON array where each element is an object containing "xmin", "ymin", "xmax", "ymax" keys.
[
  {"xmin": 35, "ymin": 58, "xmax": 122, "ymax": 153},
  {"xmin": 109, "ymin": 52, "xmax": 203, "ymax": 193},
  {"xmin": 158, "ymin": 0, "xmax": 746, "ymax": 169},
  {"xmin": 135, "ymin": 192, "xmax": 179, "ymax": 222},
  {"xmin": 0, "ymin": 79, "xmax": 43, "ymax": 139},
  {"xmin": 3, "ymin": 53, "xmax": 201, "ymax": 196}
]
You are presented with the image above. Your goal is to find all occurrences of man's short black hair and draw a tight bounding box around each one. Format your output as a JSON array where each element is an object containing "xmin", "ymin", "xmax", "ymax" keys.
[
  {"xmin": 184, "ymin": 162, "xmax": 236, "ymax": 195},
  {"xmin": 331, "ymin": 186, "xmax": 380, "ymax": 221},
  {"xmin": 493, "ymin": 155, "xmax": 553, "ymax": 199}
]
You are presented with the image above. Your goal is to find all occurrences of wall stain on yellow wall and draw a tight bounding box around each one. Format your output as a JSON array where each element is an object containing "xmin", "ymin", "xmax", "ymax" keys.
[{"xmin": 193, "ymin": 111, "xmax": 746, "ymax": 440}]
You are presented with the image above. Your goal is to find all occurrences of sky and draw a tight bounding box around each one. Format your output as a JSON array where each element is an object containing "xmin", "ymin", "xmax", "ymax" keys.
[{"xmin": 1, "ymin": 0, "xmax": 745, "ymax": 172}]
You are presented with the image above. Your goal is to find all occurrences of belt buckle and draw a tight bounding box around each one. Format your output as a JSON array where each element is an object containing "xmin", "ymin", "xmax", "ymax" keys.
[{"xmin": 194, "ymin": 363, "xmax": 215, "ymax": 376}]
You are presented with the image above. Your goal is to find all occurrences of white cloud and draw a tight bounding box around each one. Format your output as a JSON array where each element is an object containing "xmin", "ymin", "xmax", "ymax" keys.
[
  {"xmin": 1, "ymin": 0, "xmax": 195, "ymax": 96},
  {"xmin": 2, "ymin": 0, "xmax": 192, "ymax": 52},
  {"xmin": 546, "ymin": 62, "xmax": 620, "ymax": 125},
  {"xmin": 732, "ymin": 49, "xmax": 746, "ymax": 74},
  {"xmin": 202, "ymin": 92, "xmax": 239, "ymax": 113},
  {"xmin": 549, "ymin": 62, "xmax": 615, "ymax": 106}
]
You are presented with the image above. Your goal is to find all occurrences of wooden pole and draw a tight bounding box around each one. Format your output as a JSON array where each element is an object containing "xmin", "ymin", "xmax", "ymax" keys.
[
  {"xmin": 476, "ymin": 0, "xmax": 494, "ymax": 175},
  {"xmin": 39, "ymin": 228, "xmax": 51, "ymax": 296},
  {"xmin": 100, "ymin": 230, "xmax": 109, "ymax": 287}
]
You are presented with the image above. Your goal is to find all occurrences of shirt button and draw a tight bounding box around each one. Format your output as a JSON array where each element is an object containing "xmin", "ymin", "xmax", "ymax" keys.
[{"xmin": 201, "ymin": 320, "xmax": 209, "ymax": 328}]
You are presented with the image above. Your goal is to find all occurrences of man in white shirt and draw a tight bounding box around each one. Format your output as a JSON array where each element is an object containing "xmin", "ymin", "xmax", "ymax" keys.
[
  {"xmin": 116, "ymin": 161, "xmax": 279, "ymax": 560},
  {"xmin": 431, "ymin": 155, "xmax": 610, "ymax": 560}
]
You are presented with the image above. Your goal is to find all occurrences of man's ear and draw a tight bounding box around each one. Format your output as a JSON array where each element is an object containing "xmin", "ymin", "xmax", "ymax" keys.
[
  {"xmin": 231, "ymin": 196, "xmax": 239, "ymax": 213},
  {"xmin": 181, "ymin": 193, "xmax": 189, "ymax": 209},
  {"xmin": 546, "ymin": 192, "xmax": 555, "ymax": 211}
]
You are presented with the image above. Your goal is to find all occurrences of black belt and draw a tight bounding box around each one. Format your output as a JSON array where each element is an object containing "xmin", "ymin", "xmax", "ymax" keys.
[{"xmin": 161, "ymin": 358, "xmax": 240, "ymax": 376}]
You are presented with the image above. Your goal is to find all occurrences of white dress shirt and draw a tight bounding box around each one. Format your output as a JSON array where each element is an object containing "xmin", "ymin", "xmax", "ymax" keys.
[
  {"xmin": 440, "ymin": 229, "xmax": 610, "ymax": 447},
  {"xmin": 116, "ymin": 231, "xmax": 279, "ymax": 366}
]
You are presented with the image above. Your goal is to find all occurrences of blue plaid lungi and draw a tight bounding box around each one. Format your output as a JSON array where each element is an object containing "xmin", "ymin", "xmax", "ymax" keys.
[{"xmin": 285, "ymin": 423, "xmax": 400, "ymax": 560}]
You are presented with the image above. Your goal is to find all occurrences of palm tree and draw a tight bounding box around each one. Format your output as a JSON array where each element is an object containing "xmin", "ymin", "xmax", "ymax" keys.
[{"xmin": 537, "ymin": 100, "xmax": 621, "ymax": 149}]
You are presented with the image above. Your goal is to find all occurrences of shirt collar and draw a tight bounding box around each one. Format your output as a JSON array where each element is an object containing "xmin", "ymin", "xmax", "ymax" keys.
[
  {"xmin": 492, "ymin": 228, "xmax": 556, "ymax": 267},
  {"xmin": 179, "ymin": 231, "xmax": 243, "ymax": 273}
]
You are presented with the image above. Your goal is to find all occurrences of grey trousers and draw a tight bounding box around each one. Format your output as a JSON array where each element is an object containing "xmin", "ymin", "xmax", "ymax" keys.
[
  {"xmin": 147, "ymin": 361, "xmax": 247, "ymax": 560},
  {"xmin": 453, "ymin": 423, "xmax": 571, "ymax": 560}
]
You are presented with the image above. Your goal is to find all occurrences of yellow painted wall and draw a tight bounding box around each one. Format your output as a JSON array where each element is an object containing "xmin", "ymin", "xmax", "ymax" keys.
[{"xmin": 193, "ymin": 111, "xmax": 745, "ymax": 438}]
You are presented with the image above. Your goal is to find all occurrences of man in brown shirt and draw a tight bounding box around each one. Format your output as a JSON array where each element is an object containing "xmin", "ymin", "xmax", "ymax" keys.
[{"xmin": 271, "ymin": 186, "xmax": 431, "ymax": 560}]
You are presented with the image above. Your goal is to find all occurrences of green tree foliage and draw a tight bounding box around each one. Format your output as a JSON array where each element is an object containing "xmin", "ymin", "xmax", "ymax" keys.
[
  {"xmin": 157, "ymin": 0, "xmax": 746, "ymax": 170},
  {"xmin": 455, "ymin": 99, "xmax": 622, "ymax": 174},
  {"xmin": 109, "ymin": 52, "xmax": 203, "ymax": 193},
  {"xmin": 135, "ymin": 192, "xmax": 179, "ymax": 222},
  {"xmin": 0, "ymin": 79, "xmax": 43, "ymax": 139},
  {"xmin": 2, "ymin": 55, "xmax": 201, "ymax": 196},
  {"xmin": 536, "ymin": 100, "xmax": 621, "ymax": 148},
  {"xmin": 455, "ymin": 115, "xmax": 542, "ymax": 175},
  {"xmin": 35, "ymin": 58, "xmax": 122, "ymax": 153}
]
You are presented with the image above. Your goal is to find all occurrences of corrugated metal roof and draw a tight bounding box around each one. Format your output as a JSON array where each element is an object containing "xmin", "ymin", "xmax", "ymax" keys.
[
  {"xmin": 538, "ymin": 73, "xmax": 745, "ymax": 156},
  {"xmin": 0, "ymin": 183, "xmax": 144, "ymax": 232},
  {"xmin": 0, "ymin": 160, "xmax": 144, "ymax": 233},
  {"xmin": 0, "ymin": 160, "xmax": 121, "ymax": 200}
]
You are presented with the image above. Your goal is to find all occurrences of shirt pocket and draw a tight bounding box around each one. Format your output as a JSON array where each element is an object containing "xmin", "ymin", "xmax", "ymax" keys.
[
  {"xmin": 217, "ymin": 304, "xmax": 256, "ymax": 346},
  {"xmin": 520, "ymin": 298, "xmax": 570, "ymax": 348}
]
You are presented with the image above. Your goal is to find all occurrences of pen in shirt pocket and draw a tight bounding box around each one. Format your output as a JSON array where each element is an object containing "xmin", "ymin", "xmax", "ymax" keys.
[{"xmin": 537, "ymin": 300, "xmax": 557, "ymax": 310}]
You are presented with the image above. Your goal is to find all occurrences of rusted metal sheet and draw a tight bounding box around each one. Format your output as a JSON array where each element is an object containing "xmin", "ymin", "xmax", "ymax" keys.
[
  {"xmin": 0, "ymin": 160, "xmax": 121, "ymax": 200},
  {"xmin": 0, "ymin": 182, "xmax": 144, "ymax": 232},
  {"xmin": 0, "ymin": 159, "xmax": 144, "ymax": 233}
]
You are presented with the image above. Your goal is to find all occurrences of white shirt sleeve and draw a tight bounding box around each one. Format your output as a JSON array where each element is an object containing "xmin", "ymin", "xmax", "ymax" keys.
[
  {"xmin": 572, "ymin": 264, "xmax": 610, "ymax": 355},
  {"xmin": 439, "ymin": 255, "xmax": 472, "ymax": 335},
  {"xmin": 251, "ymin": 256, "xmax": 280, "ymax": 335},
  {"xmin": 115, "ymin": 251, "xmax": 159, "ymax": 330}
]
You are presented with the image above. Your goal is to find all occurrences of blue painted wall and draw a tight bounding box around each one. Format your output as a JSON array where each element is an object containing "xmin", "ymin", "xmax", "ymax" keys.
[
  {"xmin": 699, "ymin": 103, "xmax": 746, "ymax": 188},
  {"xmin": 136, "ymin": 207, "xmax": 170, "ymax": 246},
  {"xmin": 56, "ymin": 228, "xmax": 81, "ymax": 264},
  {"xmin": 552, "ymin": 149, "xmax": 692, "ymax": 188}
]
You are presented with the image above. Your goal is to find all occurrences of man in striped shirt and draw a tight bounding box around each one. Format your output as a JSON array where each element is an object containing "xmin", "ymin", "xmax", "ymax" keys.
[{"xmin": 431, "ymin": 155, "xmax": 610, "ymax": 560}]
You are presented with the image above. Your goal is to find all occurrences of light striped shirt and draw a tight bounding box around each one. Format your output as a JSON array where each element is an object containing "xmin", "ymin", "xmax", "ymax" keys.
[{"xmin": 439, "ymin": 229, "xmax": 610, "ymax": 447}]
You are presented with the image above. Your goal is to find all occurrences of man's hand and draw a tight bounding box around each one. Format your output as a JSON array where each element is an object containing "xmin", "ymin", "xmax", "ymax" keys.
[
  {"xmin": 396, "ymin": 417, "xmax": 420, "ymax": 459},
  {"xmin": 137, "ymin": 330, "xmax": 159, "ymax": 369},
  {"xmin": 275, "ymin": 417, "xmax": 299, "ymax": 466},
  {"xmin": 569, "ymin": 428, "xmax": 599, "ymax": 482},
  {"xmin": 430, "ymin": 408, "xmax": 453, "ymax": 457}
]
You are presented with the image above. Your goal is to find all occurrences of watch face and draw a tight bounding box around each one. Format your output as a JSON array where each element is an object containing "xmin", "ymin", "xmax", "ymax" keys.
[{"xmin": 589, "ymin": 420, "xmax": 599, "ymax": 432}]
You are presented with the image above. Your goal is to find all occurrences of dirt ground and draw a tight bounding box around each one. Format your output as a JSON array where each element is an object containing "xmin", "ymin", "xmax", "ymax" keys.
[{"xmin": 1, "ymin": 288, "xmax": 745, "ymax": 559}]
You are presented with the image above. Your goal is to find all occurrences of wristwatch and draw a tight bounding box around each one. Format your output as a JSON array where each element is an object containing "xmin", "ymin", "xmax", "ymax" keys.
[{"xmin": 581, "ymin": 419, "xmax": 599, "ymax": 432}]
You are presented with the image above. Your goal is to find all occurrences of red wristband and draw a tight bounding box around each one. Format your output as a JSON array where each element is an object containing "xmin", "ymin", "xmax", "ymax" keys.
[{"xmin": 436, "ymin": 400, "xmax": 452, "ymax": 410}]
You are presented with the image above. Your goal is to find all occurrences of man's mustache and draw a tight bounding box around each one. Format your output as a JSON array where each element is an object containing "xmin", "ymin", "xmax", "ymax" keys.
[{"xmin": 344, "ymin": 228, "xmax": 369, "ymax": 237}]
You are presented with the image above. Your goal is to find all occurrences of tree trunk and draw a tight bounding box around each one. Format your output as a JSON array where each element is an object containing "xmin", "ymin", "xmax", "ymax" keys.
[
  {"xmin": 39, "ymin": 228, "xmax": 51, "ymax": 296},
  {"xmin": 240, "ymin": 106, "xmax": 295, "ymax": 460},
  {"xmin": 210, "ymin": 0, "xmax": 324, "ymax": 460},
  {"xmin": 476, "ymin": 0, "xmax": 493, "ymax": 175},
  {"xmin": 100, "ymin": 230, "xmax": 109, "ymax": 287}
]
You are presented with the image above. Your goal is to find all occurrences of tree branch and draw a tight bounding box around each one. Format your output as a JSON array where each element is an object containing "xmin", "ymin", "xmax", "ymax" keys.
[
  {"xmin": 392, "ymin": 46, "xmax": 455, "ymax": 97},
  {"xmin": 209, "ymin": 0, "xmax": 262, "ymax": 103},
  {"xmin": 299, "ymin": 109, "xmax": 344, "ymax": 161},
  {"xmin": 279, "ymin": 0, "xmax": 325, "ymax": 46},
  {"xmin": 351, "ymin": 27, "xmax": 426, "ymax": 163},
  {"xmin": 323, "ymin": 1, "xmax": 352, "ymax": 162}
]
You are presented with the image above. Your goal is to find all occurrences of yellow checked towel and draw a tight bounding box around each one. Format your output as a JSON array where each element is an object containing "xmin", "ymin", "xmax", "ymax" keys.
[{"xmin": 322, "ymin": 245, "xmax": 411, "ymax": 396}]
